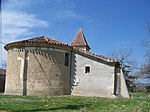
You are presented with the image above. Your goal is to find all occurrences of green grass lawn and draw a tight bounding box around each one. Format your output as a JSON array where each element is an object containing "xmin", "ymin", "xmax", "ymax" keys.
[{"xmin": 0, "ymin": 92, "xmax": 149, "ymax": 112}]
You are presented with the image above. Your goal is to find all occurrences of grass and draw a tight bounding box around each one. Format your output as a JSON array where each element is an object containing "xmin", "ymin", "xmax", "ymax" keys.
[{"xmin": 0, "ymin": 92, "xmax": 149, "ymax": 112}]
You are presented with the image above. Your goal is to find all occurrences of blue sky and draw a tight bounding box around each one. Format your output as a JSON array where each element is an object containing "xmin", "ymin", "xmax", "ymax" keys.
[{"xmin": 1, "ymin": 0, "xmax": 150, "ymax": 68}]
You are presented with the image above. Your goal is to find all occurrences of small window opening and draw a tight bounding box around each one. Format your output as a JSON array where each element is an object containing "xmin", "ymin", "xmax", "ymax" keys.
[
  {"xmin": 85, "ymin": 66, "xmax": 90, "ymax": 73},
  {"xmin": 64, "ymin": 53, "xmax": 69, "ymax": 66}
]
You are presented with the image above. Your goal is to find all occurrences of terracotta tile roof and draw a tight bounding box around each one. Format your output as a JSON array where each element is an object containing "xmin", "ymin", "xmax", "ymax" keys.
[
  {"xmin": 17, "ymin": 36, "xmax": 68, "ymax": 45},
  {"xmin": 70, "ymin": 28, "xmax": 90, "ymax": 49},
  {"xmin": 26, "ymin": 36, "xmax": 62, "ymax": 43},
  {"xmin": 75, "ymin": 49, "xmax": 117, "ymax": 63},
  {"xmin": 4, "ymin": 36, "xmax": 71, "ymax": 50},
  {"xmin": 4, "ymin": 36, "xmax": 117, "ymax": 63}
]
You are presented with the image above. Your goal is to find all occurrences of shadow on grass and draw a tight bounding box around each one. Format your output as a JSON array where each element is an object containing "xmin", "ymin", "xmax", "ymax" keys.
[{"xmin": 12, "ymin": 104, "xmax": 91, "ymax": 112}]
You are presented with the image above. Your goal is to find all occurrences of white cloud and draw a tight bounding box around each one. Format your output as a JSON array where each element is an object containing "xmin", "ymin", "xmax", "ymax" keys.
[
  {"xmin": 1, "ymin": 0, "xmax": 49, "ymax": 68},
  {"xmin": 0, "ymin": 0, "xmax": 93, "ymax": 68},
  {"xmin": 2, "ymin": 11, "xmax": 48, "ymax": 42},
  {"xmin": 2, "ymin": 0, "xmax": 49, "ymax": 43}
]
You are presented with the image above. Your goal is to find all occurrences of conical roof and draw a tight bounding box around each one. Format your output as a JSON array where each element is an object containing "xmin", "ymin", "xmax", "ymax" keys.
[
  {"xmin": 4, "ymin": 36, "xmax": 70, "ymax": 51},
  {"xmin": 70, "ymin": 28, "xmax": 90, "ymax": 50}
]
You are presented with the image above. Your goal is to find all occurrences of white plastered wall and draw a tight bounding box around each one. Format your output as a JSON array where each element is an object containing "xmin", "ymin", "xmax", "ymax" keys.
[{"xmin": 71, "ymin": 53, "xmax": 116, "ymax": 98}]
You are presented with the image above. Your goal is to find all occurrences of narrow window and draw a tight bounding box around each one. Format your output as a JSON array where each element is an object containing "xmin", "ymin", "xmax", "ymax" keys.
[
  {"xmin": 64, "ymin": 53, "xmax": 69, "ymax": 66},
  {"xmin": 85, "ymin": 66, "xmax": 90, "ymax": 73}
]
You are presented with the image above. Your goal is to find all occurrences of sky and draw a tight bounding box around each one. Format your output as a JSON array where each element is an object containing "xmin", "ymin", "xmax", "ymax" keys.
[{"xmin": 1, "ymin": 0, "xmax": 150, "ymax": 68}]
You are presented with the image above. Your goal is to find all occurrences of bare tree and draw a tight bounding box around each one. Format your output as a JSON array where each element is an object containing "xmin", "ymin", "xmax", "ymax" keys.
[
  {"xmin": 140, "ymin": 39, "xmax": 150, "ymax": 75},
  {"xmin": 108, "ymin": 48, "xmax": 137, "ymax": 71},
  {"xmin": 140, "ymin": 20, "xmax": 150, "ymax": 75},
  {"xmin": 1, "ymin": 60, "xmax": 7, "ymax": 69},
  {"xmin": 107, "ymin": 48, "xmax": 137, "ymax": 92},
  {"xmin": 141, "ymin": 40, "xmax": 150, "ymax": 63},
  {"xmin": 147, "ymin": 20, "xmax": 150, "ymax": 35}
]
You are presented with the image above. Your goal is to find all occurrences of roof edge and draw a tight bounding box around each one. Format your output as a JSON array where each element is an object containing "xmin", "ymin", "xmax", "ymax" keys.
[
  {"xmin": 4, "ymin": 36, "xmax": 71, "ymax": 51},
  {"xmin": 73, "ymin": 48, "xmax": 118, "ymax": 64}
]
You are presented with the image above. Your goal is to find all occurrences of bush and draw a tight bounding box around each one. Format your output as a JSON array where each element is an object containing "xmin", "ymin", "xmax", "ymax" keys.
[{"xmin": 146, "ymin": 86, "xmax": 150, "ymax": 93}]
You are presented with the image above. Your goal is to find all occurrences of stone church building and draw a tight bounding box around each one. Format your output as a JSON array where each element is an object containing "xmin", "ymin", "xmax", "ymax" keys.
[{"xmin": 4, "ymin": 28, "xmax": 129, "ymax": 98}]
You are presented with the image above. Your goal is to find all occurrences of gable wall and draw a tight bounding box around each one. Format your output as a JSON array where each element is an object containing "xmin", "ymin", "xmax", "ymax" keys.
[{"xmin": 71, "ymin": 52, "xmax": 116, "ymax": 98}]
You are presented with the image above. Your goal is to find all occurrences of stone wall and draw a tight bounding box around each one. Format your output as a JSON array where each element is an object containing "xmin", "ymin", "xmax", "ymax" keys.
[
  {"xmin": 5, "ymin": 46, "xmax": 129, "ymax": 98},
  {"xmin": 71, "ymin": 53, "xmax": 116, "ymax": 98},
  {"xmin": 5, "ymin": 49, "xmax": 24, "ymax": 95},
  {"xmin": 5, "ymin": 47, "xmax": 71, "ymax": 96}
]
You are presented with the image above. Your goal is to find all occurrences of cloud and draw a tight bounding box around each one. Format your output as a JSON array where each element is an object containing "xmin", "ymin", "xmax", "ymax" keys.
[
  {"xmin": 0, "ymin": 0, "xmax": 93, "ymax": 68},
  {"xmin": 2, "ymin": 0, "xmax": 49, "ymax": 43},
  {"xmin": 51, "ymin": 9, "xmax": 93, "ymax": 25},
  {"xmin": 2, "ymin": 11, "xmax": 48, "ymax": 42},
  {"xmin": 1, "ymin": 0, "xmax": 49, "ymax": 68}
]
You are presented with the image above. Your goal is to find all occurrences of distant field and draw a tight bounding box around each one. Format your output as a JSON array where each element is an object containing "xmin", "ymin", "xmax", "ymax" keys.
[{"xmin": 0, "ymin": 92, "xmax": 149, "ymax": 112}]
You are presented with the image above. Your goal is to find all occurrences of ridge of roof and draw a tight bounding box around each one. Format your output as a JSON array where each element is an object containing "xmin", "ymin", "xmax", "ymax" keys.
[
  {"xmin": 70, "ymin": 28, "xmax": 90, "ymax": 49},
  {"xmin": 21, "ymin": 36, "xmax": 64, "ymax": 44}
]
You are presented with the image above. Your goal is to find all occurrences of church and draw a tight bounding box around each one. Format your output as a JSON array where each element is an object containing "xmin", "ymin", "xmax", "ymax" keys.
[{"xmin": 4, "ymin": 28, "xmax": 129, "ymax": 98}]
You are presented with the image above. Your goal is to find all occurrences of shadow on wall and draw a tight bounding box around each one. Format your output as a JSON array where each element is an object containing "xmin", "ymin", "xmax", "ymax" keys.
[
  {"xmin": 23, "ymin": 50, "xmax": 28, "ymax": 95},
  {"xmin": 32, "ymin": 50, "xmax": 58, "ymax": 95},
  {"xmin": 0, "ymin": 69, "xmax": 6, "ymax": 93},
  {"xmin": 70, "ymin": 52, "xmax": 77, "ymax": 92},
  {"xmin": 114, "ymin": 66, "xmax": 121, "ymax": 97},
  {"xmin": 21, "ymin": 48, "xmax": 70, "ymax": 95}
]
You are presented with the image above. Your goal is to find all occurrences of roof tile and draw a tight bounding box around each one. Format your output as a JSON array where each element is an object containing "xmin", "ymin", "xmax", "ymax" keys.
[
  {"xmin": 76, "ymin": 49, "xmax": 116, "ymax": 63},
  {"xmin": 4, "ymin": 36, "xmax": 117, "ymax": 63},
  {"xmin": 4, "ymin": 36, "xmax": 70, "ymax": 50},
  {"xmin": 70, "ymin": 28, "xmax": 90, "ymax": 49}
]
